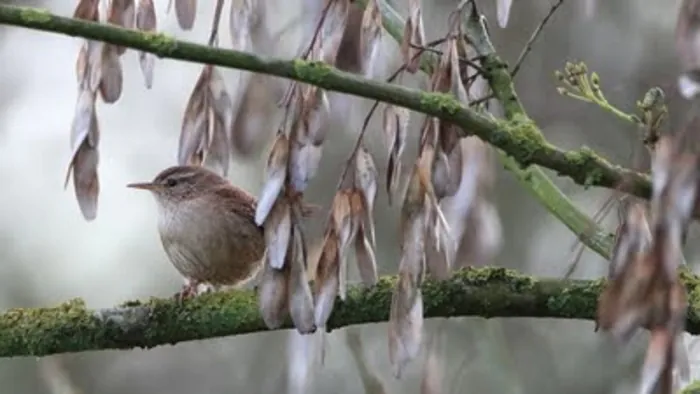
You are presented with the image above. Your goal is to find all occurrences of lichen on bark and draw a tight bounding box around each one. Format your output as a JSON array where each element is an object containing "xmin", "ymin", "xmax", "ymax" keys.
[
  {"xmin": 292, "ymin": 59, "xmax": 332, "ymax": 84},
  {"xmin": 0, "ymin": 267, "xmax": 698, "ymax": 358}
]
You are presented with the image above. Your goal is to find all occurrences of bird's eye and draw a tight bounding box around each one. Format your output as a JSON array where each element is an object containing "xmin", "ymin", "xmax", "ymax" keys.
[{"xmin": 165, "ymin": 178, "xmax": 178, "ymax": 187}]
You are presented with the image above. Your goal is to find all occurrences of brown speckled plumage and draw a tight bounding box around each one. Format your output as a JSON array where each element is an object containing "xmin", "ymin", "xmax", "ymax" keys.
[{"xmin": 129, "ymin": 165, "xmax": 265, "ymax": 295}]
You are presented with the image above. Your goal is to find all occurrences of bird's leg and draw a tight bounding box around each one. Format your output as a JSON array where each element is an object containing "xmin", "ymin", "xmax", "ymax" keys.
[{"xmin": 174, "ymin": 278, "xmax": 200, "ymax": 304}]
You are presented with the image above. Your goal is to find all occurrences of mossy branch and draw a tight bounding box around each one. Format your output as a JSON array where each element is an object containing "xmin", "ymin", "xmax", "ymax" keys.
[
  {"xmin": 459, "ymin": 6, "xmax": 617, "ymax": 258},
  {"xmin": 1, "ymin": 266, "xmax": 700, "ymax": 358},
  {"xmin": 358, "ymin": 0, "xmax": 618, "ymax": 258},
  {"xmin": 0, "ymin": 5, "xmax": 654, "ymax": 227}
]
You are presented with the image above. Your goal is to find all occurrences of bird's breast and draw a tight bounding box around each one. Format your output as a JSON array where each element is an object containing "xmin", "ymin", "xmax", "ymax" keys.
[{"xmin": 156, "ymin": 200, "xmax": 264, "ymax": 285}]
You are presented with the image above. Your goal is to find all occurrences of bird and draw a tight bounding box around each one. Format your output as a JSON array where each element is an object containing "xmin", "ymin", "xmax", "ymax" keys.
[{"xmin": 127, "ymin": 165, "xmax": 265, "ymax": 300}]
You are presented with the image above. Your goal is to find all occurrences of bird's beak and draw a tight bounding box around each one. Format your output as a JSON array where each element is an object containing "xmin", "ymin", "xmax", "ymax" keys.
[{"xmin": 126, "ymin": 182, "xmax": 158, "ymax": 191}]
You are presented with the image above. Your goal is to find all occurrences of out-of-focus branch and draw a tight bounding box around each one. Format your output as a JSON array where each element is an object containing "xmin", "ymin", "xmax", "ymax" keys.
[
  {"xmin": 2, "ymin": 266, "xmax": 700, "ymax": 358},
  {"xmin": 0, "ymin": 4, "xmax": 664, "ymax": 260}
]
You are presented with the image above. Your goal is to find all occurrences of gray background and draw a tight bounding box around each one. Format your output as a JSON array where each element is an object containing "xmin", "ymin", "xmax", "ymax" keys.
[{"xmin": 0, "ymin": 0, "xmax": 697, "ymax": 393}]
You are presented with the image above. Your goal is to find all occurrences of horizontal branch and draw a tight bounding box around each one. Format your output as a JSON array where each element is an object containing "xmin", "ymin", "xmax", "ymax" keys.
[
  {"xmin": 0, "ymin": 5, "xmax": 652, "ymax": 205},
  {"xmin": 0, "ymin": 266, "xmax": 698, "ymax": 358}
]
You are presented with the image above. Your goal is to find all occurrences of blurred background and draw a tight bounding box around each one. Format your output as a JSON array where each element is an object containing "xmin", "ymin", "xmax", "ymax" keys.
[{"xmin": 0, "ymin": 0, "xmax": 698, "ymax": 393}]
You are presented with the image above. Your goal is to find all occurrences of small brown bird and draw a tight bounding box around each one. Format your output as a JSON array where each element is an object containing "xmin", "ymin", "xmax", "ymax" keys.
[{"xmin": 127, "ymin": 165, "xmax": 265, "ymax": 299}]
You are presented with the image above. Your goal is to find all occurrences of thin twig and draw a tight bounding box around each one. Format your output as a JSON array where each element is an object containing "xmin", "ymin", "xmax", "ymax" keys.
[
  {"xmin": 562, "ymin": 117, "xmax": 651, "ymax": 279},
  {"xmin": 423, "ymin": 37, "xmax": 449, "ymax": 48},
  {"xmin": 562, "ymin": 190, "xmax": 627, "ymax": 279},
  {"xmin": 339, "ymin": 3, "xmax": 482, "ymax": 190},
  {"xmin": 563, "ymin": 243, "xmax": 586, "ymax": 279},
  {"xmin": 207, "ymin": 0, "xmax": 226, "ymax": 46},
  {"xmin": 469, "ymin": 93, "xmax": 494, "ymax": 106},
  {"xmin": 510, "ymin": 0, "xmax": 566, "ymax": 78},
  {"xmin": 331, "ymin": 39, "xmax": 452, "ymax": 191},
  {"xmin": 301, "ymin": 0, "xmax": 335, "ymax": 59},
  {"xmin": 333, "ymin": 60, "xmax": 413, "ymax": 190},
  {"xmin": 571, "ymin": 194, "xmax": 617, "ymax": 254},
  {"xmin": 409, "ymin": 43, "xmax": 486, "ymax": 75},
  {"xmin": 563, "ymin": 194, "xmax": 616, "ymax": 278},
  {"xmin": 278, "ymin": 0, "xmax": 335, "ymax": 108}
]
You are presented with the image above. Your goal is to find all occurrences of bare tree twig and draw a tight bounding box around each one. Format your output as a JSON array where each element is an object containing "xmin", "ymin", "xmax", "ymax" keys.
[
  {"xmin": 301, "ymin": 0, "xmax": 334, "ymax": 59},
  {"xmin": 0, "ymin": 4, "xmax": 664, "ymax": 262},
  {"xmin": 278, "ymin": 0, "xmax": 335, "ymax": 107},
  {"xmin": 207, "ymin": 0, "xmax": 226, "ymax": 46},
  {"xmin": 511, "ymin": 0, "xmax": 567, "ymax": 78},
  {"xmin": 351, "ymin": 0, "xmax": 619, "ymax": 259},
  {"xmin": 342, "ymin": 38, "xmax": 488, "ymax": 191},
  {"xmin": 0, "ymin": 4, "xmax": 634, "ymax": 262},
  {"xmin": 334, "ymin": 44, "xmax": 430, "ymax": 190},
  {"xmin": 26, "ymin": 4, "xmax": 654, "ymax": 204}
]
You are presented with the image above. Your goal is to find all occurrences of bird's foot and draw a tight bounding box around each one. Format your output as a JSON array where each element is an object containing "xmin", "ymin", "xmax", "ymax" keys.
[{"xmin": 173, "ymin": 282, "xmax": 199, "ymax": 305}]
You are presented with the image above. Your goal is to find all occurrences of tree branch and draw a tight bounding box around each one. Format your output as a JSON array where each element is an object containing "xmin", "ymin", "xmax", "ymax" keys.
[
  {"xmin": 0, "ymin": 4, "xmax": 631, "ymax": 260},
  {"xmin": 358, "ymin": 0, "xmax": 616, "ymax": 258},
  {"xmin": 0, "ymin": 5, "xmax": 652, "ymax": 212},
  {"xmin": 460, "ymin": 6, "xmax": 618, "ymax": 259},
  {"xmin": 0, "ymin": 266, "xmax": 698, "ymax": 358}
]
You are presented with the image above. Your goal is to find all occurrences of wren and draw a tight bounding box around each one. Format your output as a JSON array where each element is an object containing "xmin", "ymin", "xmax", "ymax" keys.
[{"xmin": 128, "ymin": 165, "xmax": 265, "ymax": 299}]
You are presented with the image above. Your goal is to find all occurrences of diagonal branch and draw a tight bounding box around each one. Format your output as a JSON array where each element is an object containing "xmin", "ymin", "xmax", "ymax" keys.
[
  {"xmin": 459, "ymin": 4, "xmax": 618, "ymax": 258},
  {"xmin": 356, "ymin": 0, "xmax": 617, "ymax": 258},
  {"xmin": 1, "ymin": 266, "xmax": 700, "ymax": 358}
]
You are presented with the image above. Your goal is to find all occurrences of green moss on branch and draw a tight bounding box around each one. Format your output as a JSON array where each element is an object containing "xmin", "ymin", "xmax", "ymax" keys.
[
  {"xmin": 3, "ymin": 4, "xmax": 622, "ymax": 261},
  {"xmin": 1, "ymin": 267, "xmax": 700, "ymax": 358},
  {"xmin": 354, "ymin": 0, "xmax": 619, "ymax": 258},
  {"xmin": 0, "ymin": 4, "xmax": 652, "ymax": 212}
]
